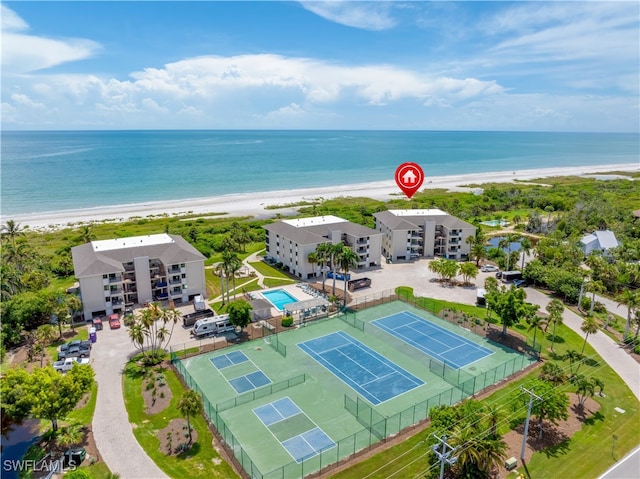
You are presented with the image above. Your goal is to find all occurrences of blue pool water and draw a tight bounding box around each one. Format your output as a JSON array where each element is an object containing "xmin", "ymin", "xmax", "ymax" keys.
[
  {"xmin": 480, "ymin": 220, "xmax": 509, "ymax": 227},
  {"xmin": 262, "ymin": 289, "xmax": 298, "ymax": 311}
]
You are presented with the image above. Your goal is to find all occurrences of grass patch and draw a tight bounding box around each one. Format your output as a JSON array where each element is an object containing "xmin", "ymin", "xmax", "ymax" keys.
[
  {"xmin": 332, "ymin": 291, "xmax": 640, "ymax": 479},
  {"xmin": 263, "ymin": 278, "xmax": 297, "ymax": 288},
  {"xmin": 67, "ymin": 382, "xmax": 98, "ymax": 425},
  {"xmin": 122, "ymin": 360, "xmax": 238, "ymax": 479},
  {"xmin": 79, "ymin": 461, "xmax": 112, "ymax": 478},
  {"xmin": 248, "ymin": 261, "xmax": 296, "ymax": 280}
]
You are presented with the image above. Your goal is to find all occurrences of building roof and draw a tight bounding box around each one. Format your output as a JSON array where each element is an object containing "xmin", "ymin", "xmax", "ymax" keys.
[
  {"xmin": 264, "ymin": 216, "xmax": 381, "ymax": 246},
  {"xmin": 373, "ymin": 210, "xmax": 475, "ymax": 231},
  {"xmin": 580, "ymin": 230, "xmax": 619, "ymax": 250},
  {"xmin": 72, "ymin": 234, "xmax": 206, "ymax": 278}
]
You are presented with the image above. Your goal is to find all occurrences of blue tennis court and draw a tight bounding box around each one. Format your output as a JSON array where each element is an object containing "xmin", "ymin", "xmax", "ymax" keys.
[
  {"xmin": 254, "ymin": 398, "xmax": 336, "ymax": 463},
  {"xmin": 229, "ymin": 371, "xmax": 272, "ymax": 394},
  {"xmin": 371, "ymin": 311, "xmax": 493, "ymax": 369},
  {"xmin": 210, "ymin": 351, "xmax": 249, "ymax": 369},
  {"xmin": 297, "ymin": 331, "xmax": 424, "ymax": 405}
]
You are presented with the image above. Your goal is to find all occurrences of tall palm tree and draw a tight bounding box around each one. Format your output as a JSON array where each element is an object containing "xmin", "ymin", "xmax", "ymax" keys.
[
  {"xmin": 329, "ymin": 243, "xmax": 344, "ymax": 295},
  {"xmin": 1, "ymin": 220, "xmax": 25, "ymax": 247},
  {"xmin": 315, "ymin": 243, "xmax": 332, "ymax": 292},
  {"xmin": 580, "ymin": 316, "xmax": 599, "ymax": 354},
  {"xmin": 307, "ymin": 251, "xmax": 318, "ymax": 279},
  {"xmin": 617, "ymin": 289, "xmax": 639, "ymax": 339},
  {"xmin": 337, "ymin": 246, "xmax": 359, "ymax": 308},
  {"xmin": 221, "ymin": 250, "xmax": 241, "ymax": 303},
  {"xmin": 520, "ymin": 236, "xmax": 532, "ymax": 270},
  {"xmin": 177, "ymin": 390, "xmax": 203, "ymax": 445},
  {"xmin": 527, "ymin": 314, "xmax": 547, "ymax": 350},
  {"xmin": 213, "ymin": 263, "xmax": 227, "ymax": 305},
  {"xmin": 499, "ymin": 233, "xmax": 521, "ymax": 271},
  {"xmin": 545, "ymin": 298, "xmax": 565, "ymax": 351},
  {"xmin": 585, "ymin": 279, "xmax": 606, "ymax": 314}
]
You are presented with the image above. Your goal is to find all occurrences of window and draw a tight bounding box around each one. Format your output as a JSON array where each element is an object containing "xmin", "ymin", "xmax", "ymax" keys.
[{"xmin": 181, "ymin": 273, "xmax": 186, "ymax": 279}]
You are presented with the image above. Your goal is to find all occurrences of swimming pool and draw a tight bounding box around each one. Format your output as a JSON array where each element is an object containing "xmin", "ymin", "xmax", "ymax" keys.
[
  {"xmin": 480, "ymin": 219, "xmax": 509, "ymax": 227},
  {"xmin": 262, "ymin": 289, "xmax": 299, "ymax": 311}
]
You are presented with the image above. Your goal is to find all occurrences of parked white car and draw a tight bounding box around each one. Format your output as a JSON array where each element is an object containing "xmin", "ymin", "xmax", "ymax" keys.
[{"xmin": 481, "ymin": 264, "xmax": 500, "ymax": 272}]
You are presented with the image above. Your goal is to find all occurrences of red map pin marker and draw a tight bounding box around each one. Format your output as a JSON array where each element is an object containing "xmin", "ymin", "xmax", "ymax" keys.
[{"xmin": 395, "ymin": 162, "xmax": 425, "ymax": 199}]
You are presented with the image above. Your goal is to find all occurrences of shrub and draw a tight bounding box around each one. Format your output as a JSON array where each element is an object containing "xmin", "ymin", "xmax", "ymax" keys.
[{"xmin": 281, "ymin": 316, "xmax": 293, "ymax": 327}]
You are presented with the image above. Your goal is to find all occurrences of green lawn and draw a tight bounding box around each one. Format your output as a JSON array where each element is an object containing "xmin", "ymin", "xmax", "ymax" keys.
[
  {"xmin": 330, "ymin": 291, "xmax": 640, "ymax": 479},
  {"xmin": 248, "ymin": 261, "xmax": 296, "ymax": 280},
  {"xmin": 122, "ymin": 360, "xmax": 238, "ymax": 479}
]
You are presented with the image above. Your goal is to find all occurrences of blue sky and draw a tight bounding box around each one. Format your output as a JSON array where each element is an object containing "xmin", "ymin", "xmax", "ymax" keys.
[{"xmin": 1, "ymin": 1, "xmax": 638, "ymax": 131}]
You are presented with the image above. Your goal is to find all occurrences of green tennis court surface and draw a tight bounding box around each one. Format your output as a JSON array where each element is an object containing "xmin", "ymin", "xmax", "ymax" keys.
[{"xmin": 176, "ymin": 300, "xmax": 536, "ymax": 478}]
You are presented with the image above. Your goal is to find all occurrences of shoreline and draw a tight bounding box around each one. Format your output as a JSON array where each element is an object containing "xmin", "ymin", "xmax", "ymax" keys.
[{"xmin": 5, "ymin": 163, "xmax": 638, "ymax": 231}]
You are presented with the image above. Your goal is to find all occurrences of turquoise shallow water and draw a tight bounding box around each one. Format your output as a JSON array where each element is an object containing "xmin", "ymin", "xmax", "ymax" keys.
[{"xmin": 1, "ymin": 130, "xmax": 638, "ymax": 215}]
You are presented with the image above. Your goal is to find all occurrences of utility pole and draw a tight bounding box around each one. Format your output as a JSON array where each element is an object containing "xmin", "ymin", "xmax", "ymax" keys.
[
  {"xmin": 431, "ymin": 433, "xmax": 458, "ymax": 479},
  {"xmin": 520, "ymin": 386, "xmax": 543, "ymax": 463}
]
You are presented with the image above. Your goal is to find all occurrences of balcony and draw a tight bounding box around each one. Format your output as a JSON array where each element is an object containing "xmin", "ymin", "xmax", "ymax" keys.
[{"xmin": 168, "ymin": 266, "xmax": 181, "ymax": 274}]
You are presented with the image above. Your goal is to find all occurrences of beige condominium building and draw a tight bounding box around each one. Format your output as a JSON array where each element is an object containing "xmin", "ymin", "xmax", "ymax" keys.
[
  {"xmin": 263, "ymin": 215, "xmax": 383, "ymax": 279},
  {"xmin": 373, "ymin": 209, "xmax": 476, "ymax": 262},
  {"xmin": 71, "ymin": 233, "xmax": 206, "ymax": 319}
]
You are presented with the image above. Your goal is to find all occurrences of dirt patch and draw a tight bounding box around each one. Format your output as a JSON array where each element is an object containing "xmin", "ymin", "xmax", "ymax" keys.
[
  {"xmin": 157, "ymin": 418, "xmax": 198, "ymax": 455},
  {"xmin": 496, "ymin": 393, "xmax": 601, "ymax": 477},
  {"xmin": 142, "ymin": 370, "xmax": 173, "ymax": 415}
]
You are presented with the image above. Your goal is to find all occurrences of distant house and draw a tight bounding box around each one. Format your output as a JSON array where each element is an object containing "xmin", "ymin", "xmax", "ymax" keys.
[{"xmin": 579, "ymin": 230, "xmax": 621, "ymax": 256}]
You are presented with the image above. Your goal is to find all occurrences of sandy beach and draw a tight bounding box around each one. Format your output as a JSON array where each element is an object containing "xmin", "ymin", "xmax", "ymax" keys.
[{"xmin": 6, "ymin": 163, "xmax": 638, "ymax": 231}]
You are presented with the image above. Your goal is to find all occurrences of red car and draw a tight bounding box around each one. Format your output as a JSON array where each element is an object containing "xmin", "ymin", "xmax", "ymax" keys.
[{"xmin": 108, "ymin": 314, "xmax": 121, "ymax": 329}]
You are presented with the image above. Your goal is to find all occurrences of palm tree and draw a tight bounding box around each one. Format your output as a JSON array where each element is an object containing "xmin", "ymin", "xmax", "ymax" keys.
[
  {"xmin": 585, "ymin": 279, "xmax": 606, "ymax": 315},
  {"xmin": 315, "ymin": 242, "xmax": 332, "ymax": 292},
  {"xmin": 56, "ymin": 423, "xmax": 84, "ymax": 458},
  {"xmin": 77, "ymin": 225, "xmax": 96, "ymax": 244},
  {"xmin": 177, "ymin": 390, "xmax": 203, "ymax": 445},
  {"xmin": 329, "ymin": 243, "xmax": 344, "ymax": 295},
  {"xmin": 65, "ymin": 294, "xmax": 83, "ymax": 331},
  {"xmin": 545, "ymin": 298, "xmax": 565, "ymax": 351},
  {"xmin": 580, "ymin": 316, "xmax": 599, "ymax": 354},
  {"xmin": 337, "ymin": 246, "xmax": 359, "ymax": 308},
  {"xmin": 458, "ymin": 262, "xmax": 478, "ymax": 285},
  {"xmin": 499, "ymin": 233, "xmax": 521, "ymax": 271},
  {"xmin": 35, "ymin": 324, "xmax": 56, "ymax": 367},
  {"xmin": 1, "ymin": 220, "xmax": 25, "ymax": 247},
  {"xmin": 563, "ymin": 349, "xmax": 584, "ymax": 376},
  {"xmin": 451, "ymin": 424, "xmax": 508, "ymax": 478},
  {"xmin": 471, "ymin": 242, "xmax": 487, "ymax": 267},
  {"xmin": 527, "ymin": 314, "xmax": 547, "ymax": 350},
  {"xmin": 307, "ymin": 251, "xmax": 319, "ymax": 278},
  {"xmin": 617, "ymin": 289, "xmax": 639, "ymax": 339},
  {"xmin": 520, "ymin": 236, "xmax": 532, "ymax": 270},
  {"xmin": 213, "ymin": 263, "xmax": 227, "ymax": 305}
]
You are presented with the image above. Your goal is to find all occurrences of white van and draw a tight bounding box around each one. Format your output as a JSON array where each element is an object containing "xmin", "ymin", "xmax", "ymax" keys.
[{"xmin": 190, "ymin": 314, "xmax": 235, "ymax": 338}]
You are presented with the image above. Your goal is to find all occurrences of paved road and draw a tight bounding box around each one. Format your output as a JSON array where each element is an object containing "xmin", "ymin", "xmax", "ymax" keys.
[
  {"xmin": 91, "ymin": 325, "xmax": 168, "ymax": 479},
  {"xmin": 524, "ymin": 288, "xmax": 640, "ymax": 401},
  {"xmin": 598, "ymin": 445, "xmax": 640, "ymax": 479}
]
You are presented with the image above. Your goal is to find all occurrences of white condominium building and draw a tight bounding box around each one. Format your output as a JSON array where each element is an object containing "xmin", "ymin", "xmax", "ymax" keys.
[
  {"xmin": 263, "ymin": 215, "xmax": 383, "ymax": 279},
  {"xmin": 373, "ymin": 209, "xmax": 476, "ymax": 262},
  {"xmin": 71, "ymin": 233, "xmax": 206, "ymax": 319}
]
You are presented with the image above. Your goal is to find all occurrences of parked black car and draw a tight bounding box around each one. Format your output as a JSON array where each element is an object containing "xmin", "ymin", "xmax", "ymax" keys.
[
  {"xmin": 58, "ymin": 346, "xmax": 90, "ymax": 361},
  {"xmin": 495, "ymin": 271, "xmax": 503, "ymax": 279},
  {"xmin": 60, "ymin": 340, "xmax": 91, "ymax": 352}
]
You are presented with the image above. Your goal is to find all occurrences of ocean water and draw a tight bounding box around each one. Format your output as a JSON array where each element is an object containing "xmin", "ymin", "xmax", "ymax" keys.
[{"xmin": 1, "ymin": 130, "xmax": 638, "ymax": 216}]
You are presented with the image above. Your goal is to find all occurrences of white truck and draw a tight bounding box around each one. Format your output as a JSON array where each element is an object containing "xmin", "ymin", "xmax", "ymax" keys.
[
  {"xmin": 190, "ymin": 314, "xmax": 235, "ymax": 338},
  {"xmin": 53, "ymin": 357, "xmax": 90, "ymax": 373},
  {"xmin": 193, "ymin": 295, "xmax": 206, "ymax": 311}
]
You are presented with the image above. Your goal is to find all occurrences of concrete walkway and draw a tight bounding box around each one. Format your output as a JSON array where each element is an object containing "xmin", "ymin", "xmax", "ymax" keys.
[{"xmin": 91, "ymin": 326, "xmax": 168, "ymax": 479}]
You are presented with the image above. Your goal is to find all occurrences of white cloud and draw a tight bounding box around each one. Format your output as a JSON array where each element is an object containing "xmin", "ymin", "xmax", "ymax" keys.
[
  {"xmin": 301, "ymin": 1, "xmax": 397, "ymax": 30},
  {"xmin": 1, "ymin": 5, "xmax": 101, "ymax": 73},
  {"xmin": 1, "ymin": 4, "xmax": 28, "ymax": 31}
]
